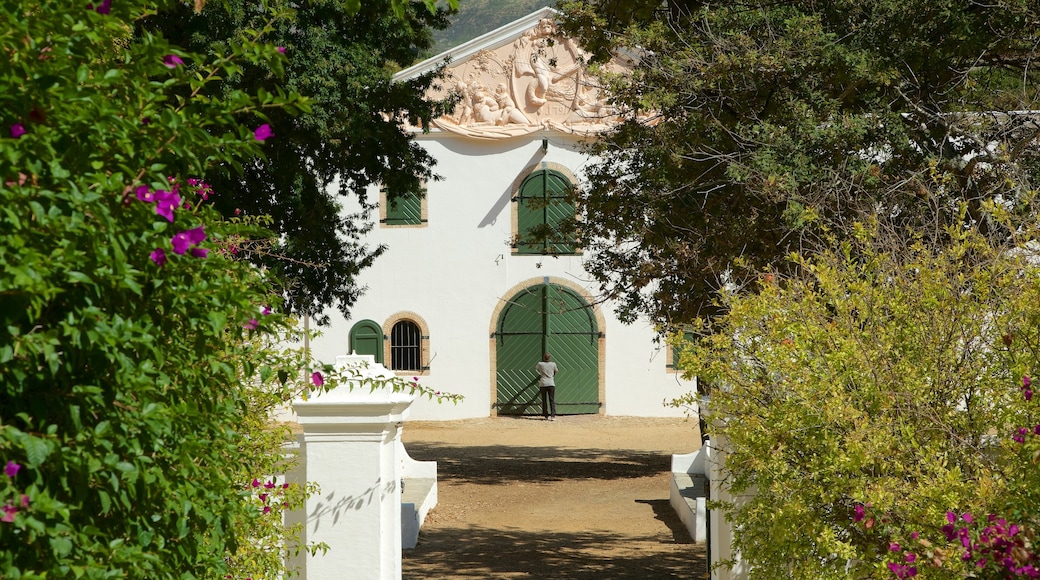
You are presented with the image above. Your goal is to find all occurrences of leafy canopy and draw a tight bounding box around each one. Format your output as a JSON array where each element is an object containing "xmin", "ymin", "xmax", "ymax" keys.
[
  {"xmin": 559, "ymin": 0, "xmax": 1040, "ymax": 327},
  {"xmin": 145, "ymin": 0, "xmax": 457, "ymax": 324}
]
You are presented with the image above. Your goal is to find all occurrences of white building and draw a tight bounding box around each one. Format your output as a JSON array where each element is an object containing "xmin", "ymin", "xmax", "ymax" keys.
[{"xmin": 311, "ymin": 8, "xmax": 695, "ymax": 421}]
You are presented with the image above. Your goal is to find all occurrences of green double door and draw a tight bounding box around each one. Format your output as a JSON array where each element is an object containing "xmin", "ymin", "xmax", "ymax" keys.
[{"xmin": 495, "ymin": 283, "xmax": 600, "ymax": 415}]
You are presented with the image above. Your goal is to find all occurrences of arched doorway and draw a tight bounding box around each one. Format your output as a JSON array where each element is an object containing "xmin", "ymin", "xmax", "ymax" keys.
[{"xmin": 494, "ymin": 282, "xmax": 600, "ymax": 415}]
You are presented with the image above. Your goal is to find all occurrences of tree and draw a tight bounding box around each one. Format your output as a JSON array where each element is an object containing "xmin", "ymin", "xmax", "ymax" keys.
[
  {"xmin": 144, "ymin": 0, "xmax": 457, "ymax": 324},
  {"xmin": 672, "ymin": 220, "xmax": 1040, "ymax": 578},
  {"xmin": 558, "ymin": 0, "xmax": 1040, "ymax": 327}
]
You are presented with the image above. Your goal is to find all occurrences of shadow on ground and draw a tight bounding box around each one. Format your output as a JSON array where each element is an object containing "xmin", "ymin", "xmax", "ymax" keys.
[
  {"xmin": 404, "ymin": 443, "xmax": 671, "ymax": 485},
  {"xmin": 402, "ymin": 525, "xmax": 706, "ymax": 580}
]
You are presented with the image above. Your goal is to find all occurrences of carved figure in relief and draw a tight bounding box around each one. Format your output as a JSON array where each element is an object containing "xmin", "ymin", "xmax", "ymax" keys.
[
  {"xmin": 494, "ymin": 83, "xmax": 531, "ymax": 125},
  {"xmin": 470, "ymin": 82, "xmax": 500, "ymax": 124},
  {"xmin": 452, "ymin": 80, "xmax": 474, "ymax": 125},
  {"xmin": 513, "ymin": 18, "xmax": 582, "ymax": 109}
]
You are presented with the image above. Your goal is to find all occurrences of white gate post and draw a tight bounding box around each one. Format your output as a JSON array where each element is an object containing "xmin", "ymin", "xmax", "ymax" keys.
[{"xmin": 293, "ymin": 356, "xmax": 412, "ymax": 580}]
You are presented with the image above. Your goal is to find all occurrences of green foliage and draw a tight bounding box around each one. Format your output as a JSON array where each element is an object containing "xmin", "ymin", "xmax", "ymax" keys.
[
  {"xmin": 0, "ymin": 1, "xmax": 311, "ymax": 577},
  {"xmin": 145, "ymin": 0, "xmax": 457, "ymax": 324},
  {"xmin": 559, "ymin": 0, "xmax": 1040, "ymax": 327},
  {"xmin": 673, "ymin": 220, "xmax": 1040, "ymax": 578}
]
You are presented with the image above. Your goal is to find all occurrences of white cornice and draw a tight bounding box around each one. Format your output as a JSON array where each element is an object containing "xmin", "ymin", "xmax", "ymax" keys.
[{"xmin": 394, "ymin": 7, "xmax": 559, "ymax": 82}]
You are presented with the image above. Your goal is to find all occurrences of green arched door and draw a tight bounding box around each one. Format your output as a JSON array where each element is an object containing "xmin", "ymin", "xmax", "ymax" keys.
[{"xmin": 495, "ymin": 283, "xmax": 600, "ymax": 415}]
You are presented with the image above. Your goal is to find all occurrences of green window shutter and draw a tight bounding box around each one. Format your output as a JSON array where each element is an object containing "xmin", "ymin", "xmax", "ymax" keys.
[
  {"xmin": 669, "ymin": 330, "xmax": 695, "ymax": 369},
  {"xmin": 349, "ymin": 319, "xmax": 384, "ymax": 364},
  {"xmin": 384, "ymin": 189, "xmax": 422, "ymax": 225},
  {"xmin": 517, "ymin": 170, "xmax": 576, "ymax": 255}
]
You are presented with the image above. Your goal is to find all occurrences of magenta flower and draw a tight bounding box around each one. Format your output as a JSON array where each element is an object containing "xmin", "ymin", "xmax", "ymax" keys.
[
  {"xmin": 90, "ymin": 0, "xmax": 112, "ymax": 14},
  {"xmin": 254, "ymin": 124, "xmax": 274, "ymax": 142},
  {"xmin": 242, "ymin": 319, "xmax": 258, "ymax": 331},
  {"xmin": 261, "ymin": 306, "xmax": 272, "ymax": 315},
  {"xmin": 962, "ymin": 512, "xmax": 973, "ymax": 524},
  {"xmin": 258, "ymin": 493, "xmax": 268, "ymax": 502},
  {"xmin": 185, "ymin": 225, "xmax": 206, "ymax": 244},
  {"xmin": 135, "ymin": 185, "xmax": 155, "ymax": 202},
  {"xmin": 1026, "ymin": 390, "xmax": 1033, "ymax": 401},
  {"xmin": 153, "ymin": 190, "xmax": 181, "ymax": 222},
  {"xmin": 251, "ymin": 478, "xmax": 261, "ymax": 488},
  {"xmin": 276, "ymin": 46, "xmax": 286, "ymax": 54},
  {"xmin": 853, "ymin": 504, "xmax": 865, "ymax": 523},
  {"xmin": 19, "ymin": 495, "xmax": 28, "ymax": 509},
  {"xmin": 189, "ymin": 247, "xmax": 209, "ymax": 259},
  {"xmin": 0, "ymin": 505, "xmax": 16, "ymax": 523},
  {"xmin": 4, "ymin": 461, "xmax": 19, "ymax": 478},
  {"xmin": 1024, "ymin": 376, "xmax": 1032, "ymax": 389},
  {"xmin": 905, "ymin": 552, "xmax": 917, "ymax": 563},
  {"xmin": 171, "ymin": 231, "xmax": 192, "ymax": 255},
  {"xmin": 889, "ymin": 542, "xmax": 901, "ymax": 552},
  {"xmin": 262, "ymin": 505, "xmax": 272, "ymax": 514},
  {"xmin": 171, "ymin": 226, "xmax": 205, "ymax": 255},
  {"xmin": 150, "ymin": 248, "xmax": 167, "ymax": 266},
  {"xmin": 9, "ymin": 124, "xmax": 25, "ymax": 138},
  {"xmin": 264, "ymin": 480, "xmax": 276, "ymax": 489},
  {"xmin": 163, "ymin": 54, "xmax": 184, "ymax": 68},
  {"xmin": 311, "ymin": 371, "xmax": 324, "ymax": 387}
]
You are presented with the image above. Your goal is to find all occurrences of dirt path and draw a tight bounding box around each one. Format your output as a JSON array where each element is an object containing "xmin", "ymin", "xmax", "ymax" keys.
[{"xmin": 401, "ymin": 415, "xmax": 708, "ymax": 579}]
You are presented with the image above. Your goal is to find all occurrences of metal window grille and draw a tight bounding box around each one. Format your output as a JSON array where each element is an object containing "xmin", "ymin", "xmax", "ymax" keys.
[{"xmin": 390, "ymin": 320, "xmax": 421, "ymax": 371}]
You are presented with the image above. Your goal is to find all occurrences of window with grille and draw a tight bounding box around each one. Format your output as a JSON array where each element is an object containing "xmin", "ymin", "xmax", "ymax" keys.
[
  {"xmin": 390, "ymin": 320, "xmax": 422, "ymax": 371},
  {"xmin": 515, "ymin": 169, "xmax": 578, "ymax": 255}
]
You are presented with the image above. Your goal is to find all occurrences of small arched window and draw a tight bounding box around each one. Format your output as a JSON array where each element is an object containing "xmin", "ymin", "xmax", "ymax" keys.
[{"xmin": 390, "ymin": 320, "xmax": 422, "ymax": 371}]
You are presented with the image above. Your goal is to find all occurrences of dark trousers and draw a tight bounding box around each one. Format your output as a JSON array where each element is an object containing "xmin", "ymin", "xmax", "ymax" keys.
[{"xmin": 540, "ymin": 386, "xmax": 556, "ymax": 418}]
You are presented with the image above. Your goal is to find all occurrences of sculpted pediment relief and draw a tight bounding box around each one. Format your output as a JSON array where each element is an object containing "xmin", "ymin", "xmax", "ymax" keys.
[{"xmin": 428, "ymin": 18, "xmax": 630, "ymax": 139}]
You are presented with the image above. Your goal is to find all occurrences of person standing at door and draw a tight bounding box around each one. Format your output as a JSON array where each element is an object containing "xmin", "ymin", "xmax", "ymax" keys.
[{"xmin": 536, "ymin": 352, "xmax": 558, "ymax": 421}]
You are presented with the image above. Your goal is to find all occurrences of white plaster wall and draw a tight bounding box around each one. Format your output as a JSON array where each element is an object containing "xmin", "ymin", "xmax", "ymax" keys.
[{"xmin": 311, "ymin": 131, "xmax": 695, "ymax": 420}]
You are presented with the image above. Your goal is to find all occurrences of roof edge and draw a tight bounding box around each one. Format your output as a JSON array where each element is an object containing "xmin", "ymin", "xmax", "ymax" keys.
[{"xmin": 394, "ymin": 6, "xmax": 559, "ymax": 82}]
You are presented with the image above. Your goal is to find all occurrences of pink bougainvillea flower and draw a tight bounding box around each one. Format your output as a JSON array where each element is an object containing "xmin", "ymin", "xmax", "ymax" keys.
[
  {"xmin": 264, "ymin": 480, "xmax": 276, "ymax": 489},
  {"xmin": 171, "ymin": 226, "xmax": 205, "ymax": 255},
  {"xmin": 150, "ymin": 248, "xmax": 167, "ymax": 266},
  {"xmin": 251, "ymin": 478, "xmax": 261, "ymax": 488},
  {"xmin": 1026, "ymin": 390, "xmax": 1033, "ymax": 401},
  {"xmin": 10, "ymin": 124, "xmax": 25, "ymax": 138},
  {"xmin": 162, "ymin": 54, "xmax": 184, "ymax": 68},
  {"xmin": 153, "ymin": 190, "xmax": 181, "ymax": 222},
  {"xmin": 282, "ymin": 483, "xmax": 290, "ymax": 489},
  {"xmin": 1024, "ymin": 376, "xmax": 1032, "ymax": 389},
  {"xmin": 90, "ymin": 0, "xmax": 112, "ymax": 14},
  {"xmin": 261, "ymin": 306, "xmax": 272, "ymax": 316},
  {"xmin": 4, "ymin": 461, "xmax": 19, "ymax": 478},
  {"xmin": 276, "ymin": 46, "xmax": 286, "ymax": 54},
  {"xmin": 171, "ymin": 231, "xmax": 193, "ymax": 255},
  {"xmin": 135, "ymin": 185, "xmax": 155, "ymax": 203},
  {"xmin": 311, "ymin": 371, "xmax": 324, "ymax": 387},
  {"xmin": 186, "ymin": 225, "xmax": 206, "ymax": 244},
  {"xmin": 19, "ymin": 495, "xmax": 29, "ymax": 509},
  {"xmin": 889, "ymin": 542, "xmax": 901, "ymax": 552},
  {"xmin": 253, "ymin": 124, "xmax": 273, "ymax": 142},
  {"xmin": 962, "ymin": 512, "xmax": 973, "ymax": 524},
  {"xmin": 258, "ymin": 493, "xmax": 268, "ymax": 502},
  {"xmin": 189, "ymin": 247, "xmax": 209, "ymax": 259},
  {"xmin": 262, "ymin": 505, "xmax": 271, "ymax": 514},
  {"xmin": 853, "ymin": 504, "xmax": 865, "ymax": 522},
  {"xmin": 0, "ymin": 505, "xmax": 16, "ymax": 523},
  {"xmin": 242, "ymin": 319, "xmax": 258, "ymax": 331}
]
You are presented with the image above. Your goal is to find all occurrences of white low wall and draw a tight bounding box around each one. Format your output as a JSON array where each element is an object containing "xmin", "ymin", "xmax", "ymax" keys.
[{"xmin": 289, "ymin": 354, "xmax": 438, "ymax": 579}]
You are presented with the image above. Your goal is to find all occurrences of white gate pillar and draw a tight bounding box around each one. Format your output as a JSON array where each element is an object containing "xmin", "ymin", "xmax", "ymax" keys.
[{"xmin": 293, "ymin": 357, "xmax": 412, "ymax": 580}]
